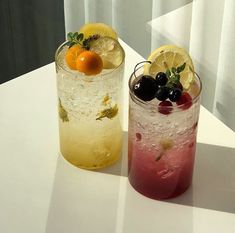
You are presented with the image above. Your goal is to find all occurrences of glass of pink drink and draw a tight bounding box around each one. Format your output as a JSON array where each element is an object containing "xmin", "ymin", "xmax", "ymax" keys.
[{"xmin": 128, "ymin": 48, "xmax": 202, "ymax": 199}]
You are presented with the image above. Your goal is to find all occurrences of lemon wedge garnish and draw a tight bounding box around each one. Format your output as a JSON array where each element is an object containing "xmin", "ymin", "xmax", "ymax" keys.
[
  {"xmin": 89, "ymin": 36, "xmax": 125, "ymax": 69},
  {"xmin": 79, "ymin": 23, "xmax": 118, "ymax": 40},
  {"xmin": 144, "ymin": 45, "xmax": 195, "ymax": 90}
]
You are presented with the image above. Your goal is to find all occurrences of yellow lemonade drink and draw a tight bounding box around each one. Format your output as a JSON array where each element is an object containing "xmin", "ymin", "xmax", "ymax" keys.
[{"xmin": 55, "ymin": 23, "xmax": 125, "ymax": 169}]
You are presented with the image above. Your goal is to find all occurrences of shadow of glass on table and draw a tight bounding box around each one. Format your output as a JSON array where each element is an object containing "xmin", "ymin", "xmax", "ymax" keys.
[
  {"xmin": 167, "ymin": 142, "xmax": 235, "ymax": 214},
  {"xmin": 45, "ymin": 133, "xmax": 235, "ymax": 233},
  {"xmin": 99, "ymin": 135, "xmax": 235, "ymax": 214},
  {"xmin": 45, "ymin": 154, "xmax": 124, "ymax": 233},
  {"xmin": 99, "ymin": 135, "xmax": 235, "ymax": 215},
  {"xmin": 45, "ymin": 131, "xmax": 128, "ymax": 233}
]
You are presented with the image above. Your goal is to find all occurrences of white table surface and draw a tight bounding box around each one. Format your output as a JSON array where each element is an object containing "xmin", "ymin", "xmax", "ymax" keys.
[{"xmin": 0, "ymin": 40, "xmax": 235, "ymax": 233}]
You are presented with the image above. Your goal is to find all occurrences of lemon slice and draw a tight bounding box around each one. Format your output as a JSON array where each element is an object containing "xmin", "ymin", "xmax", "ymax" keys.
[
  {"xmin": 79, "ymin": 23, "xmax": 118, "ymax": 40},
  {"xmin": 144, "ymin": 45, "xmax": 195, "ymax": 90},
  {"xmin": 89, "ymin": 36, "xmax": 125, "ymax": 69}
]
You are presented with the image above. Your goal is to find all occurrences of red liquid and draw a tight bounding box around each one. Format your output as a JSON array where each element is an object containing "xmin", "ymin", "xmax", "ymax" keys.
[{"xmin": 128, "ymin": 136, "xmax": 196, "ymax": 200}]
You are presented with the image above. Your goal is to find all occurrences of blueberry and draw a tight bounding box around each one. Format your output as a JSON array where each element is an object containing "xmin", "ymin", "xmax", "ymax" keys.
[
  {"xmin": 172, "ymin": 82, "xmax": 183, "ymax": 91},
  {"xmin": 168, "ymin": 88, "xmax": 182, "ymax": 102},
  {"xmin": 133, "ymin": 75, "xmax": 157, "ymax": 101},
  {"xmin": 155, "ymin": 86, "xmax": 169, "ymax": 101},
  {"xmin": 155, "ymin": 72, "xmax": 168, "ymax": 86}
]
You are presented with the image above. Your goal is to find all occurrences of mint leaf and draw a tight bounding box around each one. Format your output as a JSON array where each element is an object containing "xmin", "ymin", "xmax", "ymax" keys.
[
  {"xmin": 69, "ymin": 41, "xmax": 76, "ymax": 48},
  {"xmin": 155, "ymin": 151, "xmax": 164, "ymax": 161},
  {"xmin": 77, "ymin": 33, "xmax": 84, "ymax": 41},
  {"xmin": 96, "ymin": 104, "xmax": 118, "ymax": 120},
  {"xmin": 177, "ymin": 63, "xmax": 186, "ymax": 73},
  {"xmin": 166, "ymin": 69, "xmax": 171, "ymax": 78},
  {"xmin": 171, "ymin": 67, "xmax": 177, "ymax": 74},
  {"xmin": 66, "ymin": 32, "xmax": 85, "ymax": 48},
  {"xmin": 58, "ymin": 98, "xmax": 69, "ymax": 122},
  {"xmin": 67, "ymin": 32, "xmax": 73, "ymax": 41},
  {"xmin": 73, "ymin": 32, "xmax": 79, "ymax": 38},
  {"xmin": 170, "ymin": 74, "xmax": 180, "ymax": 83}
]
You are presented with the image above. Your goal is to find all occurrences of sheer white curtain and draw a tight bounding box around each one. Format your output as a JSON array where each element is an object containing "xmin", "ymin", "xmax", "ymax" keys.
[
  {"xmin": 213, "ymin": 0, "xmax": 235, "ymax": 131},
  {"xmin": 64, "ymin": 0, "xmax": 235, "ymax": 131},
  {"xmin": 64, "ymin": 0, "xmax": 191, "ymax": 57},
  {"xmin": 187, "ymin": 0, "xmax": 235, "ymax": 131},
  {"xmin": 189, "ymin": 0, "xmax": 225, "ymax": 119},
  {"xmin": 64, "ymin": 0, "xmax": 153, "ymax": 57}
]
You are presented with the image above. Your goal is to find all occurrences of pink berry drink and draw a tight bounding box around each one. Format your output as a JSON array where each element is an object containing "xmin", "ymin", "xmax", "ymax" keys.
[{"xmin": 128, "ymin": 47, "xmax": 202, "ymax": 200}]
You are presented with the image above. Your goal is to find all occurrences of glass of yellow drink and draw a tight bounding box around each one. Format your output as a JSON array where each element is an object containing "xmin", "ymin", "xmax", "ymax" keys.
[{"xmin": 55, "ymin": 23, "xmax": 125, "ymax": 169}]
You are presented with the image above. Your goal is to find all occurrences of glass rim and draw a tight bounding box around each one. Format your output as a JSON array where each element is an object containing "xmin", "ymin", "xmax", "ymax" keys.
[
  {"xmin": 55, "ymin": 41, "xmax": 125, "ymax": 81},
  {"xmin": 128, "ymin": 64, "xmax": 202, "ymax": 110}
]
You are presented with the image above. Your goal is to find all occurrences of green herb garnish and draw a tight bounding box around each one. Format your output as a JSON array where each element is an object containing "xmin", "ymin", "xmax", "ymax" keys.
[
  {"xmin": 166, "ymin": 62, "xmax": 186, "ymax": 88},
  {"xmin": 67, "ymin": 32, "xmax": 84, "ymax": 48},
  {"xmin": 67, "ymin": 32, "xmax": 100, "ymax": 49},
  {"xmin": 165, "ymin": 69, "xmax": 171, "ymax": 78},
  {"xmin": 155, "ymin": 151, "xmax": 164, "ymax": 161},
  {"xmin": 58, "ymin": 98, "xmax": 69, "ymax": 122},
  {"xmin": 96, "ymin": 104, "xmax": 118, "ymax": 120},
  {"xmin": 96, "ymin": 94, "xmax": 119, "ymax": 120},
  {"xmin": 177, "ymin": 62, "xmax": 186, "ymax": 73},
  {"xmin": 156, "ymin": 138, "xmax": 173, "ymax": 161}
]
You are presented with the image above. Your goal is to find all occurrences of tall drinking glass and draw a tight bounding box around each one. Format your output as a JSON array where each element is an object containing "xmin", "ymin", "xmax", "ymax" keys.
[
  {"xmin": 55, "ymin": 42, "xmax": 125, "ymax": 169},
  {"xmin": 128, "ymin": 66, "xmax": 201, "ymax": 199}
]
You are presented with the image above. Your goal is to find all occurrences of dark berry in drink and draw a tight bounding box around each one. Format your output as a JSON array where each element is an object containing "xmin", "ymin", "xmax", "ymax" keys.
[
  {"xmin": 176, "ymin": 92, "xmax": 192, "ymax": 110},
  {"xmin": 172, "ymin": 82, "xmax": 183, "ymax": 91},
  {"xmin": 133, "ymin": 75, "xmax": 157, "ymax": 101},
  {"xmin": 158, "ymin": 101, "xmax": 173, "ymax": 115},
  {"xmin": 155, "ymin": 72, "xmax": 168, "ymax": 86},
  {"xmin": 168, "ymin": 88, "xmax": 182, "ymax": 102},
  {"xmin": 155, "ymin": 86, "xmax": 169, "ymax": 101}
]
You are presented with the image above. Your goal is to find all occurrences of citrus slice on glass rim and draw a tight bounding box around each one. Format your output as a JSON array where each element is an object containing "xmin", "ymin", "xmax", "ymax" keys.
[
  {"xmin": 144, "ymin": 45, "xmax": 195, "ymax": 90},
  {"xmin": 89, "ymin": 36, "xmax": 125, "ymax": 69},
  {"xmin": 79, "ymin": 23, "xmax": 118, "ymax": 40}
]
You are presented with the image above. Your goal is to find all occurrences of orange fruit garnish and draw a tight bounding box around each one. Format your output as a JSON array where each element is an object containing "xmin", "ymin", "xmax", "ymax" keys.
[
  {"xmin": 65, "ymin": 45, "xmax": 85, "ymax": 70},
  {"xmin": 76, "ymin": 51, "xmax": 103, "ymax": 75}
]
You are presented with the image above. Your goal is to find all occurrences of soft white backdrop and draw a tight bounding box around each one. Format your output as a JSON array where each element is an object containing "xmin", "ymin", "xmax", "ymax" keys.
[{"xmin": 64, "ymin": 0, "xmax": 235, "ymax": 131}]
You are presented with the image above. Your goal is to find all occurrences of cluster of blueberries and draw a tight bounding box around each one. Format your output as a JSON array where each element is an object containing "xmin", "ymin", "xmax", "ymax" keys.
[
  {"xmin": 132, "ymin": 72, "xmax": 184, "ymax": 102},
  {"xmin": 132, "ymin": 72, "xmax": 192, "ymax": 114}
]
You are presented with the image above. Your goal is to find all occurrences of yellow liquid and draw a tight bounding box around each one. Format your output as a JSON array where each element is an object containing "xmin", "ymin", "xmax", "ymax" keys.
[
  {"xmin": 56, "ymin": 44, "xmax": 125, "ymax": 170},
  {"xmin": 59, "ymin": 117, "xmax": 122, "ymax": 169}
]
